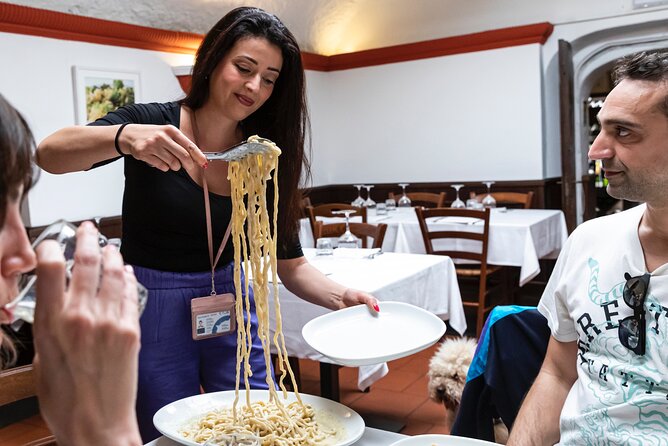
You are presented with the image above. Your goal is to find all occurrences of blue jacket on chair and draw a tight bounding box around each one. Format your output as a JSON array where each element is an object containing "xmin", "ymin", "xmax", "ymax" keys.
[{"xmin": 451, "ymin": 305, "xmax": 550, "ymax": 441}]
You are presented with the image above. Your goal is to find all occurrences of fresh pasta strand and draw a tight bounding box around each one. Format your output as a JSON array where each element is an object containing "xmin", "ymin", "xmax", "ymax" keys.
[{"xmin": 183, "ymin": 135, "xmax": 336, "ymax": 445}]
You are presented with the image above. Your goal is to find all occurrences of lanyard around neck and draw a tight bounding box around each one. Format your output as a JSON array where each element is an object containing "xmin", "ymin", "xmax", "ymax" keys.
[{"xmin": 191, "ymin": 108, "xmax": 233, "ymax": 295}]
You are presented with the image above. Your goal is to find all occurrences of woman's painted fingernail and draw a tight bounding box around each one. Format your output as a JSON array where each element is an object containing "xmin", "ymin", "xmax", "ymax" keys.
[
  {"xmin": 373, "ymin": 304, "xmax": 380, "ymax": 312},
  {"xmin": 202, "ymin": 162, "xmax": 209, "ymax": 169}
]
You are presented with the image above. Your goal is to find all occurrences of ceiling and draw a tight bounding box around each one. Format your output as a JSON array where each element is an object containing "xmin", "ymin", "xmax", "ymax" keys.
[{"xmin": 5, "ymin": 0, "xmax": 667, "ymax": 55}]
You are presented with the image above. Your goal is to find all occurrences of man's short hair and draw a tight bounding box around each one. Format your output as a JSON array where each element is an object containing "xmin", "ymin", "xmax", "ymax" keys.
[{"xmin": 613, "ymin": 50, "xmax": 668, "ymax": 118}]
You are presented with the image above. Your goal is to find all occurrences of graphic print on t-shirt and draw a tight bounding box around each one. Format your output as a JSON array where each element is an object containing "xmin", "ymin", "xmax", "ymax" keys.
[{"xmin": 562, "ymin": 257, "xmax": 668, "ymax": 445}]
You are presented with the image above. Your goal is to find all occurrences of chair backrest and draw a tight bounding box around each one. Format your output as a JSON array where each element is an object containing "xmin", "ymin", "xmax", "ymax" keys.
[
  {"xmin": 0, "ymin": 364, "xmax": 35, "ymax": 407},
  {"xmin": 389, "ymin": 192, "xmax": 446, "ymax": 208},
  {"xmin": 306, "ymin": 204, "xmax": 367, "ymax": 240},
  {"xmin": 315, "ymin": 221, "xmax": 387, "ymax": 249},
  {"xmin": 300, "ymin": 196, "xmax": 312, "ymax": 218},
  {"xmin": 478, "ymin": 191, "xmax": 534, "ymax": 209},
  {"xmin": 415, "ymin": 207, "xmax": 491, "ymax": 270},
  {"xmin": 0, "ymin": 364, "xmax": 56, "ymax": 444}
]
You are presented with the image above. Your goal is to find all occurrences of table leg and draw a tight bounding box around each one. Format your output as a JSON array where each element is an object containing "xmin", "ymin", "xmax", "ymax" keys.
[{"xmin": 319, "ymin": 362, "xmax": 341, "ymax": 402}]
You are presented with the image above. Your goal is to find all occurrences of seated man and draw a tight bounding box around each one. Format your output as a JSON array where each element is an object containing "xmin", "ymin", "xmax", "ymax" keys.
[{"xmin": 509, "ymin": 50, "xmax": 668, "ymax": 444}]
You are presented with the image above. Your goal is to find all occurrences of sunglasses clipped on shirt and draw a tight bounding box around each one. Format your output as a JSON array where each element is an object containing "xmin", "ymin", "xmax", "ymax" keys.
[{"xmin": 618, "ymin": 272, "xmax": 651, "ymax": 355}]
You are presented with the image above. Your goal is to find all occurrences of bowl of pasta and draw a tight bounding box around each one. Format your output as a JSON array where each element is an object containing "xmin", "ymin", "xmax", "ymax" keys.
[{"xmin": 153, "ymin": 389, "xmax": 365, "ymax": 446}]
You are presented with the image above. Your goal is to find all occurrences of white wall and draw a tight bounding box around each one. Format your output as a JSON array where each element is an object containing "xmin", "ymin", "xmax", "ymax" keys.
[
  {"xmin": 0, "ymin": 32, "xmax": 193, "ymax": 226},
  {"xmin": 2, "ymin": 28, "xmax": 544, "ymax": 226},
  {"xmin": 306, "ymin": 44, "xmax": 544, "ymax": 187}
]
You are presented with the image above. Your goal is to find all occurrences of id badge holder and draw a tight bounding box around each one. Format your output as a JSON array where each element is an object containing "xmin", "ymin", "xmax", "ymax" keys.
[{"xmin": 191, "ymin": 293, "xmax": 236, "ymax": 340}]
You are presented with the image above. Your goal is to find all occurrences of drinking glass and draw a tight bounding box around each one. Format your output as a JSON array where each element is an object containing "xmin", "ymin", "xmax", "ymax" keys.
[
  {"xmin": 482, "ymin": 181, "xmax": 497, "ymax": 208},
  {"xmin": 397, "ymin": 183, "xmax": 411, "ymax": 207},
  {"xmin": 385, "ymin": 198, "xmax": 397, "ymax": 211},
  {"xmin": 332, "ymin": 210, "xmax": 360, "ymax": 248},
  {"xmin": 315, "ymin": 238, "xmax": 334, "ymax": 255},
  {"xmin": 376, "ymin": 202, "xmax": 388, "ymax": 215},
  {"xmin": 5, "ymin": 220, "xmax": 148, "ymax": 325},
  {"xmin": 450, "ymin": 184, "xmax": 466, "ymax": 209},
  {"xmin": 466, "ymin": 193, "xmax": 479, "ymax": 209},
  {"xmin": 363, "ymin": 185, "xmax": 376, "ymax": 209},
  {"xmin": 351, "ymin": 184, "xmax": 365, "ymax": 207}
]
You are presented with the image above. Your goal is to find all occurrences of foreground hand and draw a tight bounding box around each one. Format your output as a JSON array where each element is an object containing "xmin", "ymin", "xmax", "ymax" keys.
[
  {"xmin": 32, "ymin": 222, "xmax": 142, "ymax": 446},
  {"xmin": 119, "ymin": 123, "xmax": 208, "ymax": 172},
  {"xmin": 341, "ymin": 288, "xmax": 380, "ymax": 313}
]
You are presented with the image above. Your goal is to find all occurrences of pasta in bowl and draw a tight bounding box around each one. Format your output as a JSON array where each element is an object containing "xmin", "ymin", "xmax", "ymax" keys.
[
  {"xmin": 153, "ymin": 389, "xmax": 365, "ymax": 446},
  {"xmin": 154, "ymin": 136, "xmax": 365, "ymax": 445}
]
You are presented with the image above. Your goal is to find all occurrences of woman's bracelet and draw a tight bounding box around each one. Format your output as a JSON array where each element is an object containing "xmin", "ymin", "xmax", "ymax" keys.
[{"xmin": 114, "ymin": 123, "xmax": 130, "ymax": 157}]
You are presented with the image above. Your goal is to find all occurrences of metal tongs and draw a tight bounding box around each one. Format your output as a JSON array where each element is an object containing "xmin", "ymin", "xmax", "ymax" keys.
[{"xmin": 204, "ymin": 137, "xmax": 276, "ymax": 162}]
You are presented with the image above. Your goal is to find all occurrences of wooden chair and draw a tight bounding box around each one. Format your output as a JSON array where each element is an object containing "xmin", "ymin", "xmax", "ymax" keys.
[
  {"xmin": 306, "ymin": 204, "xmax": 367, "ymax": 241},
  {"xmin": 0, "ymin": 364, "xmax": 55, "ymax": 444},
  {"xmin": 415, "ymin": 207, "xmax": 507, "ymax": 337},
  {"xmin": 388, "ymin": 192, "xmax": 446, "ymax": 208},
  {"xmin": 477, "ymin": 191, "xmax": 534, "ymax": 209},
  {"xmin": 315, "ymin": 221, "xmax": 388, "ymax": 249},
  {"xmin": 300, "ymin": 196, "xmax": 312, "ymax": 218}
]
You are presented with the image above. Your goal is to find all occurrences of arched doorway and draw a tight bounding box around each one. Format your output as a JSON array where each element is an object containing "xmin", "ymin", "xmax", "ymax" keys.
[{"xmin": 562, "ymin": 19, "xmax": 668, "ymax": 226}]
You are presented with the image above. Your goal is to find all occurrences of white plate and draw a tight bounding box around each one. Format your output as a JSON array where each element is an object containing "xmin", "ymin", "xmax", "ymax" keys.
[
  {"xmin": 390, "ymin": 434, "xmax": 499, "ymax": 445},
  {"xmin": 302, "ymin": 301, "xmax": 445, "ymax": 366},
  {"xmin": 153, "ymin": 390, "xmax": 364, "ymax": 446}
]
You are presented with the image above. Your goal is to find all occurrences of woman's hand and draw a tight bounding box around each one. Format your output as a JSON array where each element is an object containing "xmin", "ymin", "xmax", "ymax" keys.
[
  {"xmin": 341, "ymin": 288, "xmax": 380, "ymax": 312},
  {"xmin": 32, "ymin": 222, "xmax": 142, "ymax": 446},
  {"xmin": 277, "ymin": 257, "xmax": 379, "ymax": 313},
  {"xmin": 118, "ymin": 123, "xmax": 208, "ymax": 172}
]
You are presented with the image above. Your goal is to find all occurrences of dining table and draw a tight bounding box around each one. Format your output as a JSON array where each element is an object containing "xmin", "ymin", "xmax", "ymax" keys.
[
  {"xmin": 267, "ymin": 247, "xmax": 464, "ymax": 399},
  {"xmin": 300, "ymin": 207, "xmax": 568, "ymax": 287}
]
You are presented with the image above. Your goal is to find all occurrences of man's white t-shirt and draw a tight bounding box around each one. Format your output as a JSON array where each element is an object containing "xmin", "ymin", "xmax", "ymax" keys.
[{"xmin": 538, "ymin": 204, "xmax": 668, "ymax": 445}]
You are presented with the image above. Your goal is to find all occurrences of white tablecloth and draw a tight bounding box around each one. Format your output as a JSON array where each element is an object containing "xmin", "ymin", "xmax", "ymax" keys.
[
  {"xmin": 145, "ymin": 426, "xmax": 407, "ymax": 446},
  {"xmin": 301, "ymin": 207, "xmax": 568, "ymax": 286},
  {"xmin": 269, "ymin": 248, "xmax": 464, "ymax": 390}
]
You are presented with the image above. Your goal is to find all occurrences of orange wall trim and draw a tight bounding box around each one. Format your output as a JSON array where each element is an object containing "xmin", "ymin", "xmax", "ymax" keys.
[
  {"xmin": 305, "ymin": 22, "xmax": 554, "ymax": 71},
  {"xmin": 0, "ymin": 2, "xmax": 201, "ymax": 54},
  {"xmin": 0, "ymin": 2, "xmax": 552, "ymax": 70}
]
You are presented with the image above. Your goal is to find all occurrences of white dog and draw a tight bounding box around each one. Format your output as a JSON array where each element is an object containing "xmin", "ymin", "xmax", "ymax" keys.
[
  {"xmin": 427, "ymin": 336, "xmax": 509, "ymax": 443},
  {"xmin": 427, "ymin": 337, "xmax": 478, "ymax": 429}
]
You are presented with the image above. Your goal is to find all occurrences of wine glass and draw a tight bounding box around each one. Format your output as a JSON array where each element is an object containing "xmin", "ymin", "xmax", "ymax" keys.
[
  {"xmin": 397, "ymin": 183, "xmax": 411, "ymax": 207},
  {"xmin": 332, "ymin": 210, "xmax": 360, "ymax": 248},
  {"xmin": 482, "ymin": 181, "xmax": 497, "ymax": 208},
  {"xmin": 450, "ymin": 184, "xmax": 465, "ymax": 209},
  {"xmin": 351, "ymin": 184, "xmax": 365, "ymax": 207},
  {"xmin": 363, "ymin": 185, "xmax": 376, "ymax": 209},
  {"xmin": 5, "ymin": 220, "xmax": 148, "ymax": 326}
]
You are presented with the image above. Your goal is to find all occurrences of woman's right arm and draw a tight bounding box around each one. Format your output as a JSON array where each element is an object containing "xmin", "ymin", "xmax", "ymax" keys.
[{"xmin": 37, "ymin": 124, "xmax": 207, "ymax": 174}]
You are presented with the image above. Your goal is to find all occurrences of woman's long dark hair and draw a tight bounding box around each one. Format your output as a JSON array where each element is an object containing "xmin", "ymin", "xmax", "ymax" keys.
[
  {"xmin": 0, "ymin": 93, "xmax": 36, "ymax": 368},
  {"xmin": 182, "ymin": 7, "xmax": 310, "ymax": 247}
]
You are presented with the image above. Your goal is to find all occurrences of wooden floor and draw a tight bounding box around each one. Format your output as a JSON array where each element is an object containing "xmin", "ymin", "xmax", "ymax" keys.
[{"xmin": 0, "ymin": 343, "xmax": 451, "ymax": 445}]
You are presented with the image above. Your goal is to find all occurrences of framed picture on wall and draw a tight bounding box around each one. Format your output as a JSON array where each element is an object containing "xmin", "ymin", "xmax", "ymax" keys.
[{"xmin": 72, "ymin": 67, "xmax": 140, "ymax": 124}]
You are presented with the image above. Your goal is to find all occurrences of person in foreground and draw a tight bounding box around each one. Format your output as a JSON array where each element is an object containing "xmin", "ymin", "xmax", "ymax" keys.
[
  {"xmin": 0, "ymin": 94, "xmax": 143, "ymax": 445},
  {"xmin": 508, "ymin": 50, "xmax": 668, "ymax": 445},
  {"xmin": 37, "ymin": 6, "xmax": 378, "ymax": 441}
]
